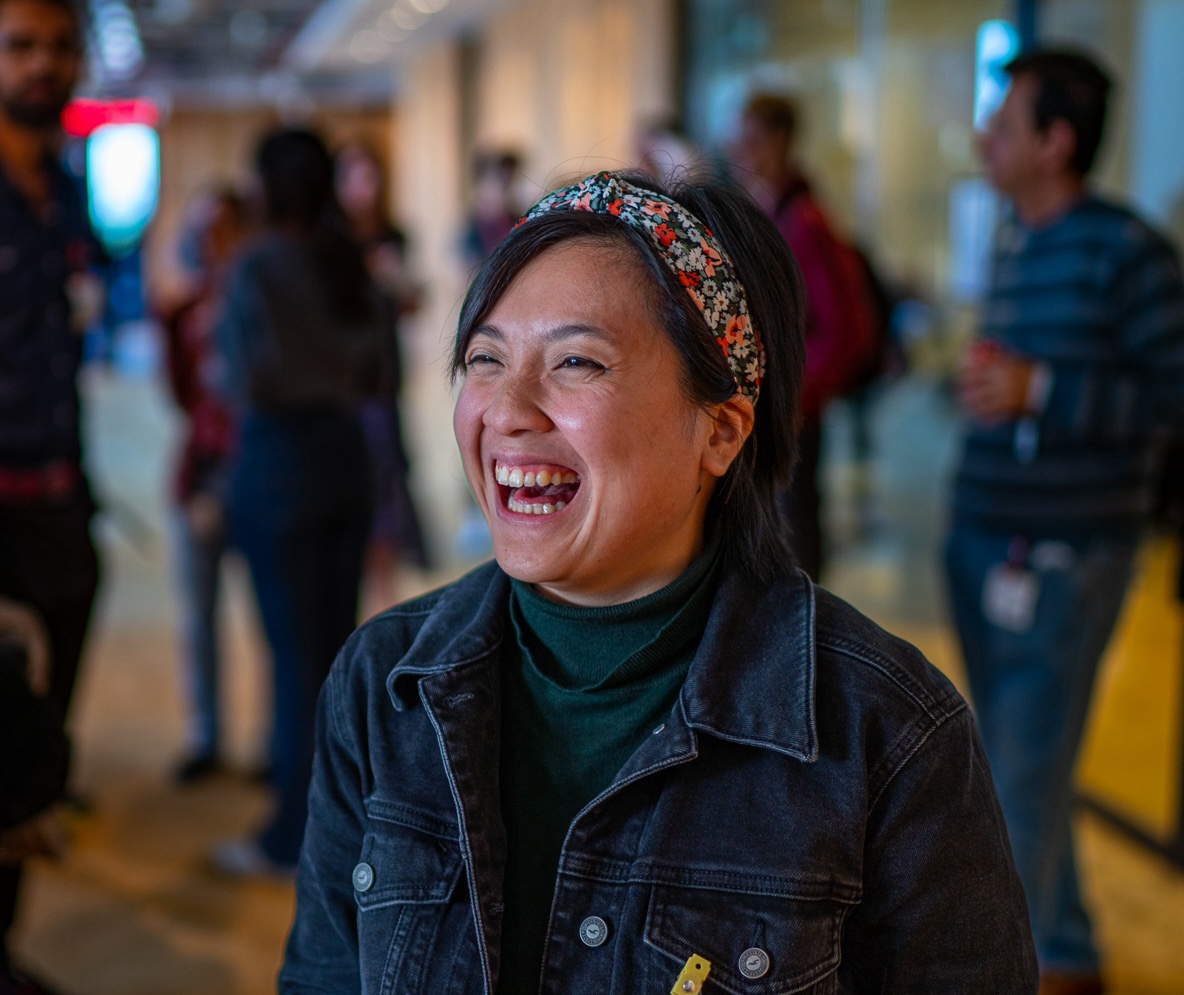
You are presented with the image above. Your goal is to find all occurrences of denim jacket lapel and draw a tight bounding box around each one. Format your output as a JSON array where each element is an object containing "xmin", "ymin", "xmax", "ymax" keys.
[
  {"xmin": 419, "ymin": 660, "xmax": 506, "ymax": 995},
  {"xmin": 385, "ymin": 563, "xmax": 512, "ymax": 994}
]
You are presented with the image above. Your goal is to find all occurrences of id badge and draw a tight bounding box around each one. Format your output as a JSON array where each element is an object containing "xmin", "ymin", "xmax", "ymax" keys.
[{"xmin": 982, "ymin": 563, "xmax": 1040, "ymax": 633}]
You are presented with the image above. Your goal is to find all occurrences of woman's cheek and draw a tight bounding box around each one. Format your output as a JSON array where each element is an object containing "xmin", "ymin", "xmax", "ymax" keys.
[{"xmin": 452, "ymin": 391, "xmax": 485, "ymax": 482}]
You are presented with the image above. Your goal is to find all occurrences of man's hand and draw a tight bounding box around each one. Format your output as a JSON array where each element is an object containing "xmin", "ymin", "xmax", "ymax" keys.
[
  {"xmin": 957, "ymin": 340, "xmax": 1037, "ymax": 425},
  {"xmin": 0, "ymin": 808, "xmax": 65, "ymax": 865},
  {"xmin": 0, "ymin": 598, "xmax": 51, "ymax": 695}
]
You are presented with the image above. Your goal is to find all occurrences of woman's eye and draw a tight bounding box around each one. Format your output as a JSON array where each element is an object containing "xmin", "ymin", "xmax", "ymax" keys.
[
  {"xmin": 464, "ymin": 353, "xmax": 499, "ymax": 369},
  {"xmin": 558, "ymin": 355, "xmax": 604, "ymax": 371}
]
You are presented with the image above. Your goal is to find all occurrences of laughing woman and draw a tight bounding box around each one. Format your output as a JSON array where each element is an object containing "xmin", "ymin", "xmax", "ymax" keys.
[{"xmin": 280, "ymin": 172, "xmax": 1037, "ymax": 994}]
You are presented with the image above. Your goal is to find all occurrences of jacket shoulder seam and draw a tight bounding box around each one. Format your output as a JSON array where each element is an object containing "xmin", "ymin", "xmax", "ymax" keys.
[
  {"xmin": 866, "ymin": 703, "xmax": 970, "ymax": 815},
  {"xmin": 815, "ymin": 634, "xmax": 963, "ymax": 723}
]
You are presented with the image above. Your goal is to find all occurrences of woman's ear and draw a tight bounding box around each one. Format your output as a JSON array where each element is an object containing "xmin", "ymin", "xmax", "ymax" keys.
[{"xmin": 702, "ymin": 395, "xmax": 755, "ymax": 479}]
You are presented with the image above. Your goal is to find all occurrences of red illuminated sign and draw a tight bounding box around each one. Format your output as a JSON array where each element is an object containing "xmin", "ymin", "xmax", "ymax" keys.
[{"xmin": 61, "ymin": 98, "xmax": 159, "ymax": 138}]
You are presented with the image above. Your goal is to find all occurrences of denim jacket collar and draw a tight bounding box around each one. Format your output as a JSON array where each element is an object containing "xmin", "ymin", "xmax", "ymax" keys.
[
  {"xmin": 385, "ymin": 561, "xmax": 819, "ymax": 764},
  {"xmin": 680, "ymin": 565, "xmax": 819, "ymax": 762}
]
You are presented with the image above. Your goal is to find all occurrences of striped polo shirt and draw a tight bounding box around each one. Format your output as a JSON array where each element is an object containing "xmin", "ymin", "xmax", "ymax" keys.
[{"xmin": 953, "ymin": 195, "xmax": 1184, "ymax": 535}]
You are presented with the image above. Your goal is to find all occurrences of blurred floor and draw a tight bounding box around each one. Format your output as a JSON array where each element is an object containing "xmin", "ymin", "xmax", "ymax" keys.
[{"xmin": 8, "ymin": 369, "xmax": 1184, "ymax": 993}]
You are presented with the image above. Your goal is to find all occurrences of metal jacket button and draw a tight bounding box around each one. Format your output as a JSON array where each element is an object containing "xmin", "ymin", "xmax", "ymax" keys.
[
  {"xmin": 738, "ymin": 947, "xmax": 770, "ymax": 979},
  {"xmin": 578, "ymin": 915, "xmax": 608, "ymax": 947},
  {"xmin": 352, "ymin": 862, "xmax": 374, "ymax": 892}
]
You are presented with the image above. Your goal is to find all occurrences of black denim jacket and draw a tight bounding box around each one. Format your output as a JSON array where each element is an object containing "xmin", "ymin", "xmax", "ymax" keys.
[{"xmin": 281, "ymin": 562, "xmax": 1037, "ymax": 994}]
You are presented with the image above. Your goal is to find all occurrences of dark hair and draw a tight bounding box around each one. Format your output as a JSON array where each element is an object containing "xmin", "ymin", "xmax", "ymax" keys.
[
  {"xmin": 181, "ymin": 185, "xmax": 246, "ymax": 271},
  {"xmin": 0, "ymin": 0, "xmax": 83, "ymax": 57},
  {"xmin": 210, "ymin": 185, "xmax": 246, "ymax": 221},
  {"xmin": 474, "ymin": 149, "xmax": 522, "ymax": 180},
  {"xmin": 256, "ymin": 127, "xmax": 373, "ymax": 322},
  {"xmin": 451, "ymin": 174, "xmax": 806, "ymax": 584},
  {"xmin": 1005, "ymin": 49, "xmax": 1112, "ymax": 176},
  {"xmin": 639, "ymin": 115, "xmax": 687, "ymax": 140},
  {"xmin": 0, "ymin": 0, "xmax": 79, "ymax": 24},
  {"xmin": 742, "ymin": 93, "xmax": 799, "ymax": 143}
]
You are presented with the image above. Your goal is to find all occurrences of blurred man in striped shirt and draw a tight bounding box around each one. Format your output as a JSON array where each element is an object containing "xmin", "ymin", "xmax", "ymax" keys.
[{"xmin": 946, "ymin": 49, "xmax": 1184, "ymax": 995}]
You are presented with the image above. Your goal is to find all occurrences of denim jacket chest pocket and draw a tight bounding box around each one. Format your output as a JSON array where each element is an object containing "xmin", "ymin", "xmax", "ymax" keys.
[
  {"xmin": 642, "ymin": 877, "xmax": 860, "ymax": 995},
  {"xmin": 353, "ymin": 799, "xmax": 482, "ymax": 995}
]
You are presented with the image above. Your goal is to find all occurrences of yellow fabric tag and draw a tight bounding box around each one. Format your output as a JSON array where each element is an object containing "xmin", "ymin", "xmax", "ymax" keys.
[{"xmin": 670, "ymin": 953, "xmax": 712, "ymax": 994}]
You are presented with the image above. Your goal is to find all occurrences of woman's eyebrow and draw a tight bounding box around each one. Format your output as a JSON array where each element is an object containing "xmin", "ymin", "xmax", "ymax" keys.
[{"xmin": 542, "ymin": 323, "xmax": 612, "ymax": 344}]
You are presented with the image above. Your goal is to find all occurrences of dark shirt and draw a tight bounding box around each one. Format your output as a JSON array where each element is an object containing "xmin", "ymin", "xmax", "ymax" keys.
[
  {"xmin": 0, "ymin": 156, "xmax": 98, "ymax": 467},
  {"xmin": 215, "ymin": 234, "xmax": 387, "ymax": 414},
  {"xmin": 954, "ymin": 196, "xmax": 1184, "ymax": 534},
  {"xmin": 498, "ymin": 538, "xmax": 719, "ymax": 993}
]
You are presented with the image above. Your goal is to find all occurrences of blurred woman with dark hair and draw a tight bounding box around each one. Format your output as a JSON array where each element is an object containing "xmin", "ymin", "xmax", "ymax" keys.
[{"xmin": 211, "ymin": 128, "xmax": 386, "ymax": 876}]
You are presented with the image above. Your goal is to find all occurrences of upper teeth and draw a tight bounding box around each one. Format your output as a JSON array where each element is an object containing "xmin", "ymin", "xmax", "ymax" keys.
[{"xmin": 495, "ymin": 462, "xmax": 579, "ymax": 486}]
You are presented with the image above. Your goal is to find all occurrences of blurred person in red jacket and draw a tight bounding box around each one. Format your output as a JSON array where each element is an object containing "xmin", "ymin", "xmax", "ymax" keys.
[
  {"xmin": 731, "ymin": 93, "xmax": 876, "ymax": 580},
  {"xmin": 157, "ymin": 186, "xmax": 248, "ymax": 783}
]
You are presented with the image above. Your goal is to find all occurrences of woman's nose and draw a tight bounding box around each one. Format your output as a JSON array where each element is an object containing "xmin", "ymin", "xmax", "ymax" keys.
[{"xmin": 483, "ymin": 373, "xmax": 553, "ymax": 435}]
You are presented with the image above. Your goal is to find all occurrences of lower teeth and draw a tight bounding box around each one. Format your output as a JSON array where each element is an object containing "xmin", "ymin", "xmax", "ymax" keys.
[{"xmin": 508, "ymin": 498, "xmax": 567, "ymax": 515}]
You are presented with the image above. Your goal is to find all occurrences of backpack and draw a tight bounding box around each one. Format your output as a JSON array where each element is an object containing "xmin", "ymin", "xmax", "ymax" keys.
[
  {"xmin": 845, "ymin": 242, "xmax": 902, "ymax": 395},
  {"xmin": 773, "ymin": 182, "xmax": 886, "ymax": 412}
]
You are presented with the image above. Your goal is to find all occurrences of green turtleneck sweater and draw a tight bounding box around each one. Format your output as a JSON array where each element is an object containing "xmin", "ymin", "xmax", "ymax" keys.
[{"xmin": 497, "ymin": 537, "xmax": 720, "ymax": 993}]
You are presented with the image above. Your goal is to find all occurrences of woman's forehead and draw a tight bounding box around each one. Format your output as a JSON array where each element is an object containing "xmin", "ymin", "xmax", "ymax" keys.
[
  {"xmin": 530, "ymin": 236, "xmax": 648, "ymax": 278},
  {"xmin": 484, "ymin": 239, "xmax": 658, "ymax": 327}
]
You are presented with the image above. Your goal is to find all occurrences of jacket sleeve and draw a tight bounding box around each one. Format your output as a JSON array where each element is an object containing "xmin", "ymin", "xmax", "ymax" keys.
[
  {"xmin": 157, "ymin": 294, "xmax": 201, "ymax": 414},
  {"xmin": 838, "ymin": 706, "xmax": 1039, "ymax": 994},
  {"xmin": 279, "ymin": 654, "xmax": 366, "ymax": 994},
  {"xmin": 1034, "ymin": 232, "xmax": 1184, "ymax": 445}
]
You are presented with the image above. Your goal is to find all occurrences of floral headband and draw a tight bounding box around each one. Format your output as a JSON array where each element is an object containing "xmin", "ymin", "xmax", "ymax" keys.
[{"xmin": 520, "ymin": 171, "xmax": 764, "ymax": 404}]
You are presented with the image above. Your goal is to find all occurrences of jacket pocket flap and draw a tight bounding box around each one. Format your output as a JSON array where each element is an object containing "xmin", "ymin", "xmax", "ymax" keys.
[
  {"xmin": 354, "ymin": 804, "xmax": 464, "ymax": 911},
  {"xmin": 644, "ymin": 883, "xmax": 851, "ymax": 994}
]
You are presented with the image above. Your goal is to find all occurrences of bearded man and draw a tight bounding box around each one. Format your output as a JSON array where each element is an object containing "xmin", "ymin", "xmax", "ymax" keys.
[{"xmin": 0, "ymin": 2, "xmax": 100, "ymax": 991}]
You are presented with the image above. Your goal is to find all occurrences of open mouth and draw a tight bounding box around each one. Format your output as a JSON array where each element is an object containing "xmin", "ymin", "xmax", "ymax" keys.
[{"xmin": 494, "ymin": 460, "xmax": 581, "ymax": 515}]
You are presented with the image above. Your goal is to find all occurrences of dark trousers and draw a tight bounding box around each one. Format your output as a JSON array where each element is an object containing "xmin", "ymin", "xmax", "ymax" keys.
[
  {"xmin": 0, "ymin": 488, "xmax": 100, "ymax": 965},
  {"xmin": 780, "ymin": 416, "xmax": 823, "ymax": 581},
  {"xmin": 230, "ymin": 411, "xmax": 371, "ymax": 866}
]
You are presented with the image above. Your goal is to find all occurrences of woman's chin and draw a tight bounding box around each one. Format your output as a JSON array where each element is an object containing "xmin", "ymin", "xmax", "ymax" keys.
[{"xmin": 491, "ymin": 543, "xmax": 563, "ymax": 587}]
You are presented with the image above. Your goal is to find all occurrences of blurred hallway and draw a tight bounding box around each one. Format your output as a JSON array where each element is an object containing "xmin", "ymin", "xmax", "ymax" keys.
[{"xmin": 6, "ymin": 367, "xmax": 1183, "ymax": 994}]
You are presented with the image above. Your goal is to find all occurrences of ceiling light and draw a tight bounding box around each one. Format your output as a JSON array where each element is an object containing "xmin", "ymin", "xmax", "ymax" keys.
[
  {"xmin": 375, "ymin": 12, "xmax": 408, "ymax": 43},
  {"xmin": 387, "ymin": 3, "xmax": 426, "ymax": 31},
  {"xmin": 92, "ymin": 1, "xmax": 143, "ymax": 79}
]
